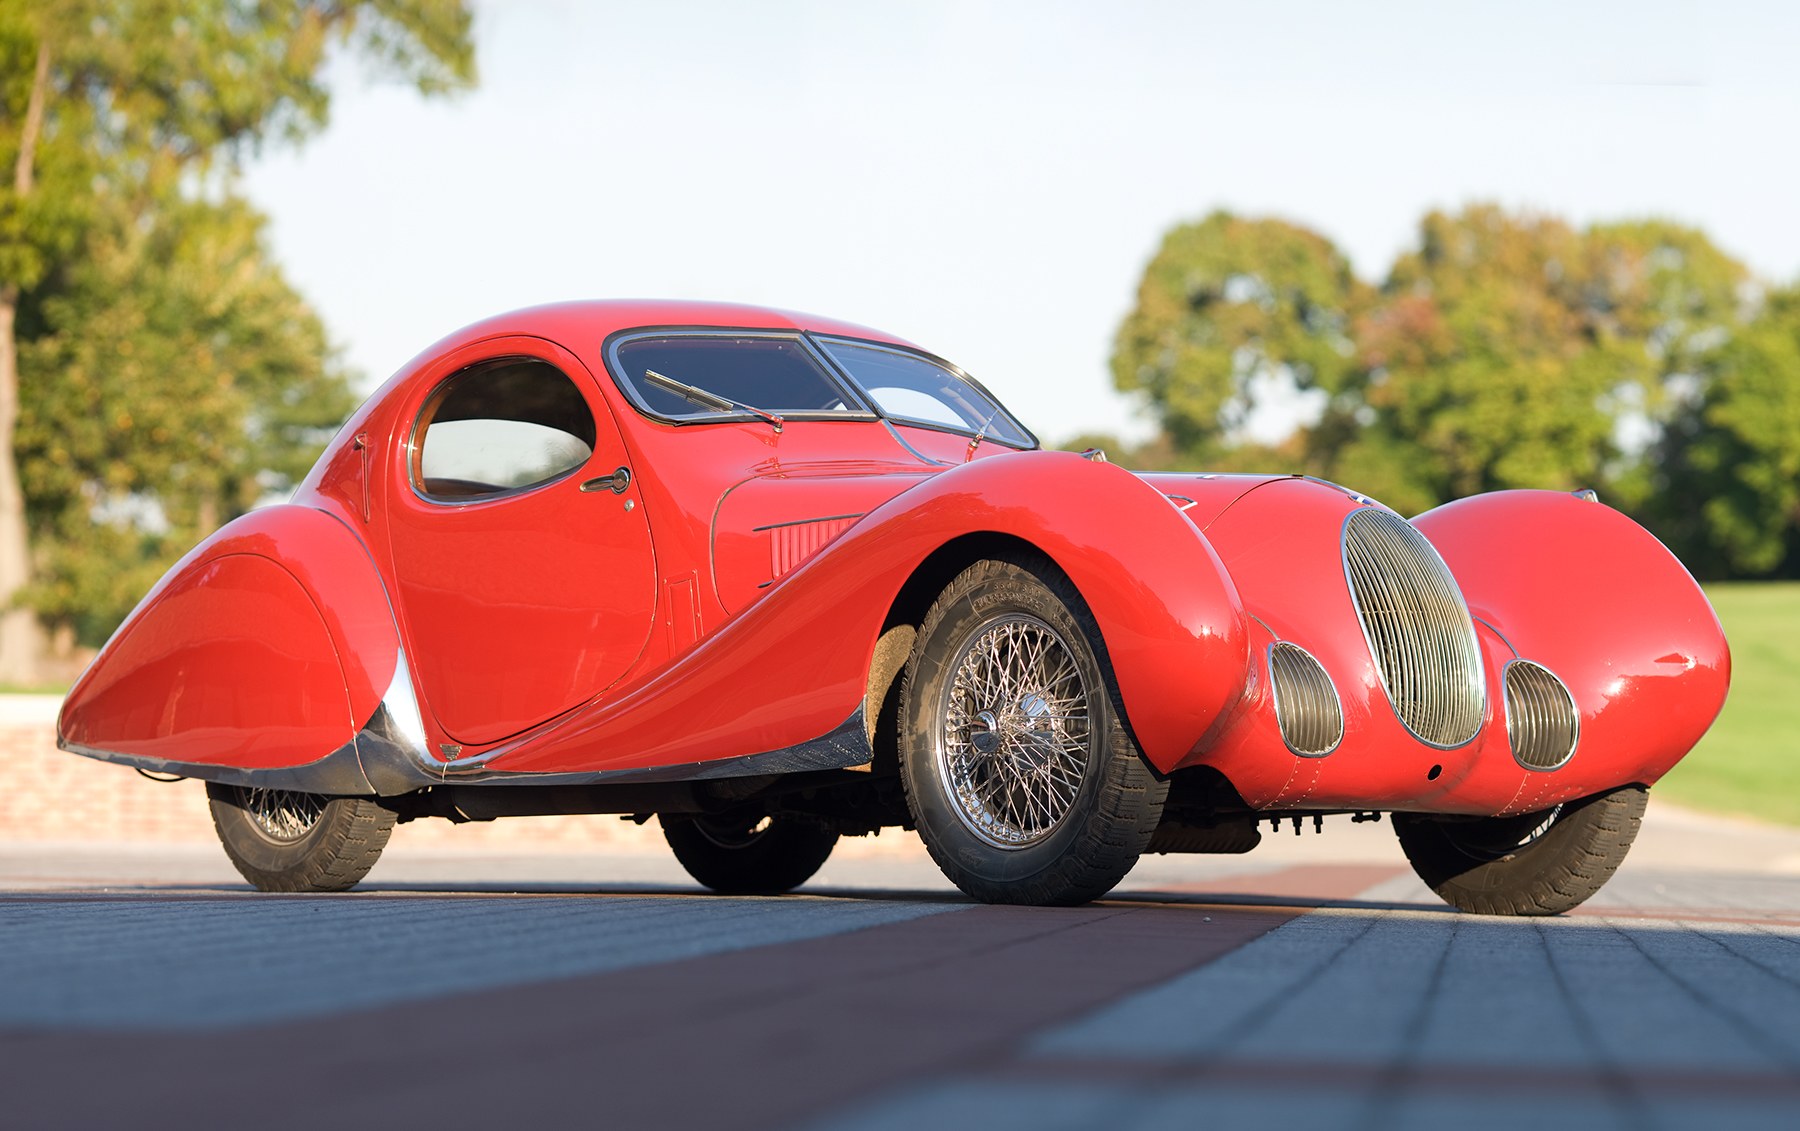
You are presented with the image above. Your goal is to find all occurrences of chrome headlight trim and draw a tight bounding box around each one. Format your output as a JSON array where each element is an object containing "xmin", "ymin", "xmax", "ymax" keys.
[
  {"xmin": 1267, "ymin": 641, "xmax": 1344, "ymax": 758},
  {"xmin": 1503, "ymin": 659, "xmax": 1580, "ymax": 772}
]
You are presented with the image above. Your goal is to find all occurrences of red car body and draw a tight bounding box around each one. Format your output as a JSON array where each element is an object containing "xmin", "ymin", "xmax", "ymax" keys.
[{"xmin": 56, "ymin": 300, "xmax": 1731, "ymax": 906}]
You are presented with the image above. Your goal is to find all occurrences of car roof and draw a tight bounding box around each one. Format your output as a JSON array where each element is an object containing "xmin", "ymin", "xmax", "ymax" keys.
[{"xmin": 415, "ymin": 300, "xmax": 921, "ymax": 362}]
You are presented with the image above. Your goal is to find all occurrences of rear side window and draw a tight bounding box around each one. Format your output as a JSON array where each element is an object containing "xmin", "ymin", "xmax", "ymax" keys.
[
  {"xmin": 413, "ymin": 359, "xmax": 597, "ymax": 500},
  {"xmin": 611, "ymin": 334, "xmax": 866, "ymax": 422}
]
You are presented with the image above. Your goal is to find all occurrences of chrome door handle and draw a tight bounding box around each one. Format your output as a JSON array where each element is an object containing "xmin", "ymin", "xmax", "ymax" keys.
[{"xmin": 580, "ymin": 467, "xmax": 632, "ymax": 494}]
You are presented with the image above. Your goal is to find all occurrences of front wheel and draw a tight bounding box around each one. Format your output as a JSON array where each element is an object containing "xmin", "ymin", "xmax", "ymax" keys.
[
  {"xmin": 660, "ymin": 810, "xmax": 839, "ymax": 895},
  {"xmin": 1393, "ymin": 785, "xmax": 1648, "ymax": 915},
  {"xmin": 206, "ymin": 782, "xmax": 395, "ymax": 893},
  {"xmin": 900, "ymin": 556, "xmax": 1167, "ymax": 906}
]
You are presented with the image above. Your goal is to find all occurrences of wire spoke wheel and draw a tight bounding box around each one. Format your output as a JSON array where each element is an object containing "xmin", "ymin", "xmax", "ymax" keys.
[
  {"xmin": 205, "ymin": 781, "xmax": 395, "ymax": 893},
  {"xmin": 237, "ymin": 787, "xmax": 326, "ymax": 843},
  {"xmin": 900, "ymin": 556, "xmax": 1167, "ymax": 906},
  {"xmin": 936, "ymin": 613, "xmax": 1093, "ymax": 848}
]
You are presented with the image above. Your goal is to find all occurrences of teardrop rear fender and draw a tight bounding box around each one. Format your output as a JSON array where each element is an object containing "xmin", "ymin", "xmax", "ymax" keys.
[
  {"xmin": 57, "ymin": 506, "xmax": 401, "ymax": 790},
  {"xmin": 488, "ymin": 451, "xmax": 1251, "ymax": 777}
]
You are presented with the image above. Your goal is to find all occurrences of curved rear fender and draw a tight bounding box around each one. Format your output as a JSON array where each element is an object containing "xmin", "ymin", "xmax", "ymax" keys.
[
  {"xmin": 491, "ymin": 451, "xmax": 1249, "ymax": 776},
  {"xmin": 58, "ymin": 506, "xmax": 402, "ymax": 781},
  {"xmin": 1413, "ymin": 490, "xmax": 1730, "ymax": 786}
]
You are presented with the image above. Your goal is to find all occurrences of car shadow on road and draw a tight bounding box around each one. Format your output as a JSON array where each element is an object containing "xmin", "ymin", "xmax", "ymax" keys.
[{"xmin": 1108, "ymin": 888, "xmax": 1456, "ymax": 914}]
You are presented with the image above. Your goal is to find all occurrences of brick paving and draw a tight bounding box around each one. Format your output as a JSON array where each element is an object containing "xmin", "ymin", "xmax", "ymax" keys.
[{"xmin": 9, "ymin": 700, "xmax": 1800, "ymax": 1130}]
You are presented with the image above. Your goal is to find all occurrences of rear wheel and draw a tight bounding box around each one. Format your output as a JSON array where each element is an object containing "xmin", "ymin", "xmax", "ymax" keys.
[
  {"xmin": 900, "ymin": 556, "xmax": 1166, "ymax": 906},
  {"xmin": 206, "ymin": 782, "xmax": 395, "ymax": 893},
  {"xmin": 660, "ymin": 810, "xmax": 839, "ymax": 895},
  {"xmin": 1393, "ymin": 785, "xmax": 1647, "ymax": 915}
]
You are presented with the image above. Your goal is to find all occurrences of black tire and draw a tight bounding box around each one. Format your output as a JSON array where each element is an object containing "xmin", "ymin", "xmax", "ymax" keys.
[
  {"xmin": 1393, "ymin": 785, "xmax": 1648, "ymax": 916},
  {"xmin": 899, "ymin": 556, "xmax": 1167, "ymax": 906},
  {"xmin": 206, "ymin": 782, "xmax": 395, "ymax": 893},
  {"xmin": 660, "ymin": 810, "xmax": 839, "ymax": 895}
]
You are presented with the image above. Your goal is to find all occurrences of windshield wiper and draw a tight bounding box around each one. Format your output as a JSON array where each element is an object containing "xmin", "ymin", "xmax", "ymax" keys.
[
  {"xmin": 964, "ymin": 407, "xmax": 1001, "ymax": 462},
  {"xmin": 644, "ymin": 368, "xmax": 783, "ymax": 433}
]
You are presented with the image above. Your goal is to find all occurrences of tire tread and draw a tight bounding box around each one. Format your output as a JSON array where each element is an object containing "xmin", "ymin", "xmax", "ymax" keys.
[
  {"xmin": 900, "ymin": 554, "xmax": 1167, "ymax": 906},
  {"xmin": 1394, "ymin": 786, "xmax": 1646, "ymax": 916}
]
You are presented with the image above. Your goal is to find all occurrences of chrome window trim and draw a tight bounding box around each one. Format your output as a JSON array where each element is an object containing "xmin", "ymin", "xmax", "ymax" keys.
[
  {"xmin": 881, "ymin": 419, "xmax": 954, "ymax": 466},
  {"xmin": 602, "ymin": 327, "xmax": 877, "ymax": 429}
]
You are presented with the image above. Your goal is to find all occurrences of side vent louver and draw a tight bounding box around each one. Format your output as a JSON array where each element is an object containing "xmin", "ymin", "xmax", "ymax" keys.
[
  {"xmin": 763, "ymin": 515, "xmax": 862, "ymax": 580},
  {"xmin": 1504, "ymin": 660, "xmax": 1579, "ymax": 771},
  {"xmin": 1269, "ymin": 642, "xmax": 1343, "ymax": 757}
]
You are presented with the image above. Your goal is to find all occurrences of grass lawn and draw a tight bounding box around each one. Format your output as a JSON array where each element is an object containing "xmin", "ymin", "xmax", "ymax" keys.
[{"xmin": 1654, "ymin": 582, "xmax": 1800, "ymax": 826}]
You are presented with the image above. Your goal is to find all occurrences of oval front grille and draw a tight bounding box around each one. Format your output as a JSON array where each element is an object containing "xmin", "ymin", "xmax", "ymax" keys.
[
  {"xmin": 1269, "ymin": 642, "xmax": 1343, "ymax": 757},
  {"xmin": 1342, "ymin": 508, "xmax": 1485, "ymax": 748},
  {"xmin": 1504, "ymin": 660, "xmax": 1579, "ymax": 770}
]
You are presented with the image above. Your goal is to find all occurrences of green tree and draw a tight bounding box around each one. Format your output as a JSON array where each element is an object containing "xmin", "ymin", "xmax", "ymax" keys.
[
  {"xmin": 1345, "ymin": 206, "xmax": 1614, "ymax": 504},
  {"xmin": 1111, "ymin": 210, "xmax": 1365, "ymax": 461},
  {"xmin": 18, "ymin": 190, "xmax": 357, "ymax": 642},
  {"xmin": 0, "ymin": 1, "xmax": 474, "ymax": 682},
  {"xmin": 1110, "ymin": 204, "xmax": 1770, "ymax": 546},
  {"xmin": 1642, "ymin": 284, "xmax": 1800, "ymax": 577}
]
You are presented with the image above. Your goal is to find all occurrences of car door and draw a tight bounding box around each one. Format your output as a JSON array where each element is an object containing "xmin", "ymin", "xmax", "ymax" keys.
[{"xmin": 384, "ymin": 336, "xmax": 657, "ymax": 748}]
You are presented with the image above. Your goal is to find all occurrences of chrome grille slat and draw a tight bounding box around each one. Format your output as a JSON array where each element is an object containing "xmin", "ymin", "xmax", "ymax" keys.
[
  {"xmin": 1342, "ymin": 508, "xmax": 1485, "ymax": 748},
  {"xmin": 1268, "ymin": 642, "xmax": 1343, "ymax": 757},
  {"xmin": 1505, "ymin": 660, "xmax": 1578, "ymax": 771}
]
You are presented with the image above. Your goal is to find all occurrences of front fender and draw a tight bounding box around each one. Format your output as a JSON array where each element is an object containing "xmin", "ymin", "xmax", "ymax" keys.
[
  {"xmin": 1413, "ymin": 490, "xmax": 1730, "ymax": 788},
  {"xmin": 488, "ymin": 451, "xmax": 1250, "ymax": 776},
  {"xmin": 58, "ymin": 506, "xmax": 402, "ymax": 785}
]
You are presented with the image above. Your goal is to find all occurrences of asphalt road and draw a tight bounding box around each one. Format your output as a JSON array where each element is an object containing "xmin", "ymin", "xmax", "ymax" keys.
[{"xmin": 5, "ymin": 804, "xmax": 1800, "ymax": 1130}]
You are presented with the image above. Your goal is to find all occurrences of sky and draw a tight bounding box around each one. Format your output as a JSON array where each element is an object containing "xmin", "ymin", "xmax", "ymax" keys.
[{"xmin": 240, "ymin": 0, "xmax": 1800, "ymax": 446}]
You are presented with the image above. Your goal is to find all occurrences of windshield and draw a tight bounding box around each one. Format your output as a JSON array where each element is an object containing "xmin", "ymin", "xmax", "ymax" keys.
[
  {"xmin": 611, "ymin": 334, "xmax": 868, "ymax": 423},
  {"xmin": 813, "ymin": 337, "xmax": 1034, "ymax": 449}
]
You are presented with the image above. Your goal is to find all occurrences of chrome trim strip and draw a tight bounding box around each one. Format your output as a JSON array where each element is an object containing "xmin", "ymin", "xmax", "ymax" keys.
[
  {"xmin": 57, "ymin": 736, "xmax": 378, "ymax": 796},
  {"xmin": 880, "ymin": 419, "xmax": 954, "ymax": 466},
  {"xmin": 1472, "ymin": 616, "xmax": 1520, "ymax": 659},
  {"xmin": 348, "ymin": 651, "xmax": 437, "ymax": 793},
  {"xmin": 751, "ymin": 513, "xmax": 866, "ymax": 533},
  {"xmin": 59, "ymin": 700, "xmax": 873, "ymax": 795},
  {"xmin": 1301, "ymin": 475, "xmax": 1377, "ymax": 506}
]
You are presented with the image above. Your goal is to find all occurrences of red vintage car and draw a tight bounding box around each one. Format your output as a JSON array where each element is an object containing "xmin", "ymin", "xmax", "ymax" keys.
[{"xmin": 58, "ymin": 300, "xmax": 1730, "ymax": 913}]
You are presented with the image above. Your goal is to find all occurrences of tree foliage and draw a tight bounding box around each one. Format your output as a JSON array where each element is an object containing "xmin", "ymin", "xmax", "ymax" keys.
[
  {"xmin": 0, "ymin": 1, "xmax": 473, "ymax": 669},
  {"xmin": 18, "ymin": 190, "xmax": 356, "ymax": 639},
  {"xmin": 1642, "ymin": 285, "xmax": 1800, "ymax": 577},
  {"xmin": 1111, "ymin": 204, "xmax": 1793, "ymax": 579},
  {"xmin": 1112, "ymin": 211, "xmax": 1365, "ymax": 458}
]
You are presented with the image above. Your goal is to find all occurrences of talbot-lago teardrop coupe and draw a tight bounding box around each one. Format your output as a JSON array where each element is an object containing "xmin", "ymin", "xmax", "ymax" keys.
[{"xmin": 57, "ymin": 300, "xmax": 1730, "ymax": 913}]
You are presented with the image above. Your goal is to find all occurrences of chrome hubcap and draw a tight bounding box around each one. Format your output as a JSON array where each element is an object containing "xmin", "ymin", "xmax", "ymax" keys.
[
  {"xmin": 936, "ymin": 613, "xmax": 1092, "ymax": 849},
  {"xmin": 239, "ymin": 787, "xmax": 324, "ymax": 843}
]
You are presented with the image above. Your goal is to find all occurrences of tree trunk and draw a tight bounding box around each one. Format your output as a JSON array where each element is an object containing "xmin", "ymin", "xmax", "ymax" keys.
[
  {"xmin": 0, "ymin": 40, "xmax": 53, "ymax": 686},
  {"xmin": 0, "ymin": 293, "xmax": 46, "ymax": 685}
]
